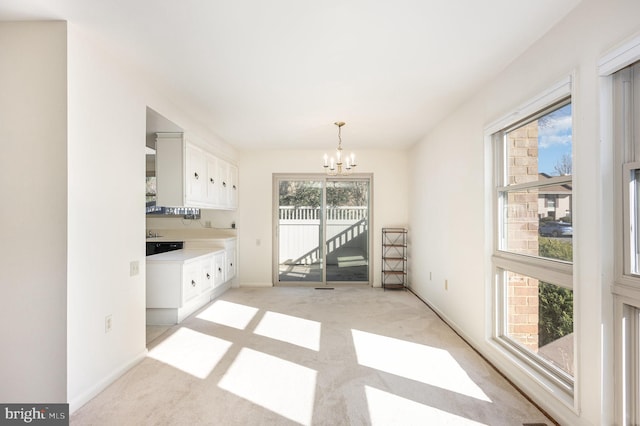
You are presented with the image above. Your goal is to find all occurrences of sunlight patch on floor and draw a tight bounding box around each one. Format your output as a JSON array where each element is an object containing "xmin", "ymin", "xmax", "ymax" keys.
[
  {"xmin": 147, "ymin": 327, "xmax": 232, "ymax": 379},
  {"xmin": 365, "ymin": 386, "xmax": 488, "ymax": 426},
  {"xmin": 196, "ymin": 300, "xmax": 259, "ymax": 330},
  {"xmin": 254, "ymin": 311, "xmax": 321, "ymax": 351},
  {"xmin": 352, "ymin": 329, "xmax": 491, "ymax": 402},
  {"xmin": 218, "ymin": 347, "xmax": 317, "ymax": 425}
]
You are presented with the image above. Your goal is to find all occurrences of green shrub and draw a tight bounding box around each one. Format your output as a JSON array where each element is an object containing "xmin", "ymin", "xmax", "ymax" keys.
[
  {"xmin": 539, "ymin": 282, "xmax": 573, "ymax": 347},
  {"xmin": 538, "ymin": 237, "xmax": 573, "ymax": 347},
  {"xmin": 539, "ymin": 237, "xmax": 572, "ymax": 261}
]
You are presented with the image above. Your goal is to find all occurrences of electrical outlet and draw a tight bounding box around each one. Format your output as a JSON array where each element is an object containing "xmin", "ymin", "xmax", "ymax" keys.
[
  {"xmin": 130, "ymin": 260, "xmax": 139, "ymax": 276},
  {"xmin": 105, "ymin": 315, "xmax": 112, "ymax": 333},
  {"xmin": 445, "ymin": 279, "xmax": 448, "ymax": 291}
]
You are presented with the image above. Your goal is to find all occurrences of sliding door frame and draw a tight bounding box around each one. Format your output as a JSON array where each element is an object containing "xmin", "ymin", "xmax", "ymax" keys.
[{"xmin": 272, "ymin": 173, "xmax": 373, "ymax": 287}]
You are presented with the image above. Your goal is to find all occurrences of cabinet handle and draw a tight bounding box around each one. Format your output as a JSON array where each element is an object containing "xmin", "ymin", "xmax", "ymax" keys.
[
  {"xmin": 230, "ymin": 263, "xmax": 233, "ymax": 267},
  {"xmin": 191, "ymin": 280, "xmax": 196, "ymax": 287},
  {"xmin": 210, "ymin": 177, "xmax": 214, "ymax": 183},
  {"xmin": 194, "ymin": 172, "xmax": 199, "ymax": 180},
  {"xmin": 206, "ymin": 273, "xmax": 211, "ymax": 279},
  {"xmin": 233, "ymin": 185, "xmax": 237, "ymax": 190},
  {"xmin": 218, "ymin": 267, "xmax": 222, "ymax": 272},
  {"xmin": 223, "ymin": 181, "xmax": 227, "ymax": 187}
]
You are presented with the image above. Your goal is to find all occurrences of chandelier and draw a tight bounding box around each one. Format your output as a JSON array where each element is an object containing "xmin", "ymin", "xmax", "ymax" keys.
[{"xmin": 323, "ymin": 121, "xmax": 357, "ymax": 175}]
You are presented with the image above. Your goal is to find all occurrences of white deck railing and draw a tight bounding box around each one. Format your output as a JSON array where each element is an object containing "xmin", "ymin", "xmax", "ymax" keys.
[
  {"xmin": 279, "ymin": 206, "xmax": 367, "ymax": 222},
  {"xmin": 278, "ymin": 206, "xmax": 368, "ymax": 264}
]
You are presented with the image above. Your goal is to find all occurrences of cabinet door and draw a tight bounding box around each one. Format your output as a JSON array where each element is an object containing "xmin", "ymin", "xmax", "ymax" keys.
[
  {"xmin": 228, "ymin": 164, "xmax": 238, "ymax": 209},
  {"xmin": 213, "ymin": 252, "xmax": 226, "ymax": 287},
  {"xmin": 205, "ymin": 154, "xmax": 219, "ymax": 206},
  {"xmin": 185, "ymin": 144, "xmax": 206, "ymax": 205},
  {"xmin": 182, "ymin": 261, "xmax": 200, "ymax": 303},
  {"xmin": 217, "ymin": 160, "xmax": 229, "ymax": 207},
  {"xmin": 201, "ymin": 255, "xmax": 214, "ymax": 292},
  {"xmin": 225, "ymin": 243, "xmax": 237, "ymax": 281}
]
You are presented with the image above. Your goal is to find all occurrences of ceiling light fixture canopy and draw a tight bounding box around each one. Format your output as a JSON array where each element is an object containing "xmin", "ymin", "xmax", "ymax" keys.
[{"xmin": 323, "ymin": 121, "xmax": 356, "ymax": 176}]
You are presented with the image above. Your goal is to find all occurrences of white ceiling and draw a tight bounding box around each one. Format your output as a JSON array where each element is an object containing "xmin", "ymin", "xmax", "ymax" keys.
[{"xmin": 0, "ymin": 0, "xmax": 582, "ymax": 150}]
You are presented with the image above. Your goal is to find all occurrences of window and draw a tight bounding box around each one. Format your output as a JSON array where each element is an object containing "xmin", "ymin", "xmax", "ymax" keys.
[
  {"xmin": 489, "ymin": 78, "xmax": 574, "ymax": 397},
  {"xmin": 617, "ymin": 63, "xmax": 640, "ymax": 281},
  {"xmin": 611, "ymin": 59, "xmax": 640, "ymax": 424}
]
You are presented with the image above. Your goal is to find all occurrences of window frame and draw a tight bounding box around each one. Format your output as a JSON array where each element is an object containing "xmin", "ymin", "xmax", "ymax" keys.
[
  {"xmin": 623, "ymin": 162, "xmax": 640, "ymax": 278},
  {"xmin": 271, "ymin": 173, "xmax": 374, "ymax": 287},
  {"xmin": 486, "ymin": 76, "xmax": 576, "ymax": 404},
  {"xmin": 614, "ymin": 297, "xmax": 640, "ymax": 426},
  {"xmin": 602, "ymin": 36, "xmax": 640, "ymax": 423}
]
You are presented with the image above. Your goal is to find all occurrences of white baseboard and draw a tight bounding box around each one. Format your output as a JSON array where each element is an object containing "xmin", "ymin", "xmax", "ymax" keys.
[
  {"xmin": 68, "ymin": 349, "xmax": 147, "ymax": 415},
  {"xmin": 239, "ymin": 281, "xmax": 273, "ymax": 287}
]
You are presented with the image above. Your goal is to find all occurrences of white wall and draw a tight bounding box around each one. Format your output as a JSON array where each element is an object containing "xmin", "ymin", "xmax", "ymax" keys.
[
  {"xmin": 408, "ymin": 0, "xmax": 640, "ymax": 424},
  {"xmin": 0, "ymin": 20, "xmax": 236, "ymax": 411},
  {"xmin": 63, "ymin": 25, "xmax": 236, "ymax": 412},
  {"xmin": 238, "ymin": 149, "xmax": 409, "ymax": 287},
  {"xmin": 0, "ymin": 21, "xmax": 68, "ymax": 403}
]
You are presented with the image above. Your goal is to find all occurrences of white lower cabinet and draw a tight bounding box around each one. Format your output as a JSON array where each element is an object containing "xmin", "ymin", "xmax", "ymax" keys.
[
  {"xmin": 200, "ymin": 254, "xmax": 215, "ymax": 293},
  {"xmin": 182, "ymin": 260, "xmax": 202, "ymax": 303},
  {"xmin": 225, "ymin": 240, "xmax": 237, "ymax": 281},
  {"xmin": 146, "ymin": 249, "xmax": 226, "ymax": 325},
  {"xmin": 212, "ymin": 251, "xmax": 226, "ymax": 287}
]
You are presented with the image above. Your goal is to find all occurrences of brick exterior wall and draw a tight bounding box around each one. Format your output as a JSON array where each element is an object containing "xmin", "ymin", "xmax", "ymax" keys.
[{"xmin": 506, "ymin": 122, "xmax": 539, "ymax": 352}]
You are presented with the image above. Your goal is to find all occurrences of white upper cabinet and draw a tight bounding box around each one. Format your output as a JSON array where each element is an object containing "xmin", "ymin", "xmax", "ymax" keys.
[
  {"xmin": 205, "ymin": 154, "xmax": 220, "ymax": 206},
  {"xmin": 228, "ymin": 163, "xmax": 239, "ymax": 209},
  {"xmin": 185, "ymin": 143, "xmax": 207, "ymax": 206},
  {"xmin": 155, "ymin": 132, "xmax": 238, "ymax": 210}
]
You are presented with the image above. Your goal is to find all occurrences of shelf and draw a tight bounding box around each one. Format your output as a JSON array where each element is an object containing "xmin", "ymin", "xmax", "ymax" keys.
[
  {"xmin": 382, "ymin": 283, "xmax": 405, "ymax": 290},
  {"xmin": 382, "ymin": 227, "xmax": 408, "ymax": 290}
]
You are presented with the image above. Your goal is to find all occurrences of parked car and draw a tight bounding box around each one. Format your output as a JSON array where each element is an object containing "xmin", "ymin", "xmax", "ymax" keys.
[{"xmin": 539, "ymin": 221, "xmax": 573, "ymax": 237}]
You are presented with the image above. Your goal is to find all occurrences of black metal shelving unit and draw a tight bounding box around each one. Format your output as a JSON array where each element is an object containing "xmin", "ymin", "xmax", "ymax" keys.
[{"xmin": 382, "ymin": 228, "xmax": 407, "ymax": 290}]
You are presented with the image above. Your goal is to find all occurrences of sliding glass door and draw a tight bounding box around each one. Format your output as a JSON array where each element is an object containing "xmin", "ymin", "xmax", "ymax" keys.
[
  {"xmin": 325, "ymin": 180, "xmax": 369, "ymax": 283},
  {"xmin": 274, "ymin": 175, "xmax": 371, "ymax": 285},
  {"xmin": 276, "ymin": 178, "xmax": 324, "ymax": 283}
]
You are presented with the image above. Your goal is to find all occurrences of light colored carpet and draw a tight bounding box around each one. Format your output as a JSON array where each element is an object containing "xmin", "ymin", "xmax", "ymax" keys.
[{"xmin": 71, "ymin": 287, "xmax": 552, "ymax": 425}]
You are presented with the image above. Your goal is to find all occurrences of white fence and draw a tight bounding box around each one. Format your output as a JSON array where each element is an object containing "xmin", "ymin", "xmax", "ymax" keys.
[
  {"xmin": 278, "ymin": 206, "xmax": 368, "ymax": 264},
  {"xmin": 279, "ymin": 206, "xmax": 367, "ymax": 222}
]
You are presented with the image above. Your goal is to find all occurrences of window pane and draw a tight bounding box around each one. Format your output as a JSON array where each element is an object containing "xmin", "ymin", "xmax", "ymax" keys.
[
  {"xmin": 501, "ymin": 188, "xmax": 573, "ymax": 262},
  {"xmin": 325, "ymin": 180, "xmax": 370, "ymax": 282},
  {"xmin": 504, "ymin": 271, "xmax": 574, "ymax": 377},
  {"xmin": 278, "ymin": 180, "xmax": 323, "ymax": 282},
  {"xmin": 506, "ymin": 103, "xmax": 572, "ymax": 183}
]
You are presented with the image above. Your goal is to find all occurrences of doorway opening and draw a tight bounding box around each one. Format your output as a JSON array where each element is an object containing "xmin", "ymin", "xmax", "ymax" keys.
[{"xmin": 274, "ymin": 174, "xmax": 372, "ymax": 286}]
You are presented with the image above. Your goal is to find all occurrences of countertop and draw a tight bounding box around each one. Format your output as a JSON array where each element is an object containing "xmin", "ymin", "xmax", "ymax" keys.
[
  {"xmin": 146, "ymin": 228, "xmax": 237, "ymax": 244},
  {"xmin": 146, "ymin": 248, "xmax": 224, "ymax": 263}
]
